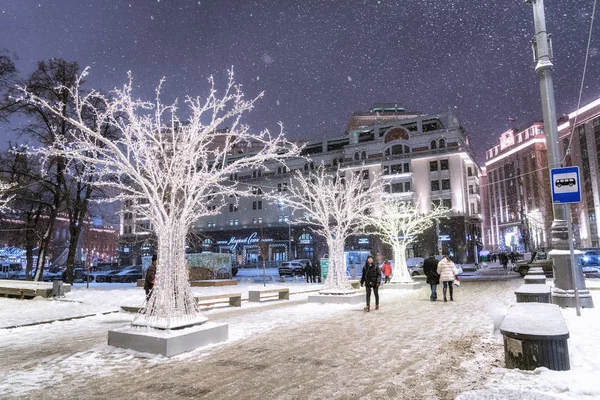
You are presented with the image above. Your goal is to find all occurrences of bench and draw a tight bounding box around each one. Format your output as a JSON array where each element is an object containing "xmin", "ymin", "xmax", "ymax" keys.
[
  {"xmin": 499, "ymin": 303, "xmax": 570, "ymax": 371},
  {"xmin": 0, "ymin": 279, "xmax": 71, "ymax": 299},
  {"xmin": 514, "ymin": 284, "xmax": 551, "ymax": 303},
  {"xmin": 195, "ymin": 293, "xmax": 242, "ymax": 307},
  {"xmin": 120, "ymin": 305, "xmax": 142, "ymax": 313},
  {"xmin": 248, "ymin": 288, "xmax": 289, "ymax": 302},
  {"xmin": 524, "ymin": 275, "xmax": 546, "ymax": 284}
]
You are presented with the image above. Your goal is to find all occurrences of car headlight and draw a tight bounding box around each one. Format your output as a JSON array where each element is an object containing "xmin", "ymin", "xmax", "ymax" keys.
[{"xmin": 583, "ymin": 256, "xmax": 590, "ymax": 262}]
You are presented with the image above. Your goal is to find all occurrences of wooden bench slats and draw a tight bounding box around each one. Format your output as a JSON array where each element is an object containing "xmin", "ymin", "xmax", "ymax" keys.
[
  {"xmin": 248, "ymin": 288, "xmax": 290, "ymax": 302},
  {"xmin": 195, "ymin": 293, "xmax": 242, "ymax": 307}
]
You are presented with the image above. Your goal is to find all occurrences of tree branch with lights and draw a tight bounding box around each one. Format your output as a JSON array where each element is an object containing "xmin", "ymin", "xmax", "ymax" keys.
[
  {"xmin": 365, "ymin": 199, "xmax": 449, "ymax": 283},
  {"xmin": 19, "ymin": 69, "xmax": 301, "ymax": 329},
  {"xmin": 276, "ymin": 164, "xmax": 382, "ymax": 293}
]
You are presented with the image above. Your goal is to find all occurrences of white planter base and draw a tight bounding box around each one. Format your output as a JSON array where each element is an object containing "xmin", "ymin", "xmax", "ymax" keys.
[
  {"xmin": 308, "ymin": 293, "xmax": 364, "ymax": 304},
  {"xmin": 108, "ymin": 321, "xmax": 228, "ymax": 357}
]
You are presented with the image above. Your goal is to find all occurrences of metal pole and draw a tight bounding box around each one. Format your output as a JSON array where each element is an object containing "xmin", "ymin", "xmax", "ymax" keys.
[
  {"xmin": 289, "ymin": 223, "xmax": 292, "ymax": 260},
  {"xmin": 527, "ymin": 0, "xmax": 569, "ymax": 247},
  {"xmin": 566, "ymin": 206, "xmax": 581, "ymax": 316},
  {"xmin": 527, "ymin": 0, "xmax": 593, "ymax": 310}
]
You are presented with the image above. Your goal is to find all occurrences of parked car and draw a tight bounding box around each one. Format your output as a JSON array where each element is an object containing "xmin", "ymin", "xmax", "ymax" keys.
[
  {"xmin": 278, "ymin": 261, "xmax": 306, "ymax": 277},
  {"xmin": 114, "ymin": 266, "xmax": 143, "ymax": 283},
  {"xmin": 8, "ymin": 269, "xmax": 27, "ymax": 280},
  {"xmin": 581, "ymin": 250, "xmax": 600, "ymax": 267},
  {"xmin": 513, "ymin": 251, "xmax": 554, "ymax": 277},
  {"xmin": 42, "ymin": 269, "xmax": 63, "ymax": 282},
  {"xmin": 406, "ymin": 257, "xmax": 425, "ymax": 276},
  {"xmin": 95, "ymin": 270, "xmax": 121, "ymax": 283}
]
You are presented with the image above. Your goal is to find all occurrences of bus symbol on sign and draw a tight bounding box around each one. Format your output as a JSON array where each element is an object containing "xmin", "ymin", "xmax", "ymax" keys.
[
  {"xmin": 550, "ymin": 167, "xmax": 581, "ymax": 204},
  {"xmin": 555, "ymin": 178, "xmax": 576, "ymax": 188}
]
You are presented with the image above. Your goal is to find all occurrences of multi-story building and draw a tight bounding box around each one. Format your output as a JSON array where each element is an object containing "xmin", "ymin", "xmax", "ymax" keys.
[
  {"xmin": 0, "ymin": 214, "xmax": 119, "ymax": 268},
  {"xmin": 482, "ymin": 122, "xmax": 552, "ymax": 253},
  {"xmin": 191, "ymin": 103, "xmax": 483, "ymax": 266},
  {"xmin": 558, "ymin": 97, "xmax": 600, "ymax": 248}
]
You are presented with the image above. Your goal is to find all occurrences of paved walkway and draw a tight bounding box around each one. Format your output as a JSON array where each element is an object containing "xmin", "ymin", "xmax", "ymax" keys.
[{"xmin": 5, "ymin": 276, "xmax": 524, "ymax": 400}]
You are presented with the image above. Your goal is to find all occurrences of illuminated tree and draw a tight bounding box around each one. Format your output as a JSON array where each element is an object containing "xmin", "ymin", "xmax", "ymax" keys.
[
  {"xmin": 367, "ymin": 200, "xmax": 449, "ymax": 283},
  {"xmin": 20, "ymin": 70, "xmax": 301, "ymax": 328},
  {"xmin": 278, "ymin": 165, "xmax": 381, "ymax": 293}
]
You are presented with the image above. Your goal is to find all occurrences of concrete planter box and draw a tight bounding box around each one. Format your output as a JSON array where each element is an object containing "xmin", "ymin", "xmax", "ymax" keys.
[{"xmin": 108, "ymin": 321, "xmax": 228, "ymax": 357}]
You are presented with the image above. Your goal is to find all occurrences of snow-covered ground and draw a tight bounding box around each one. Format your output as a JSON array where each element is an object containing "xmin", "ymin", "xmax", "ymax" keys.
[{"xmin": 0, "ymin": 267, "xmax": 599, "ymax": 399}]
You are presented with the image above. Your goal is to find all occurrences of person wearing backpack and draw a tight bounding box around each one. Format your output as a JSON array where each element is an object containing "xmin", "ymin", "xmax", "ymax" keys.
[{"xmin": 360, "ymin": 255, "xmax": 381, "ymax": 312}]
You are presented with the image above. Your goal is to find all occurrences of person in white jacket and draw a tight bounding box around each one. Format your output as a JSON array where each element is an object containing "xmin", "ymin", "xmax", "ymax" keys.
[{"xmin": 436, "ymin": 255, "xmax": 458, "ymax": 302}]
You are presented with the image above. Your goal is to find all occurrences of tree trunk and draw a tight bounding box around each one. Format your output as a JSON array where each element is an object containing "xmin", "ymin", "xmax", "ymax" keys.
[
  {"xmin": 390, "ymin": 243, "xmax": 413, "ymax": 283},
  {"xmin": 322, "ymin": 238, "xmax": 351, "ymax": 292},
  {"xmin": 65, "ymin": 180, "xmax": 92, "ymax": 278},
  {"xmin": 140, "ymin": 222, "xmax": 202, "ymax": 329},
  {"xmin": 24, "ymin": 221, "xmax": 35, "ymax": 280},
  {"xmin": 33, "ymin": 221, "xmax": 53, "ymax": 281}
]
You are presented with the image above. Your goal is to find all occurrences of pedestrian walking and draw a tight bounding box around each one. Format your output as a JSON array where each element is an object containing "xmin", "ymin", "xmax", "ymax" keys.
[
  {"xmin": 144, "ymin": 255, "xmax": 157, "ymax": 302},
  {"xmin": 436, "ymin": 255, "xmax": 458, "ymax": 302},
  {"xmin": 360, "ymin": 255, "xmax": 381, "ymax": 312},
  {"xmin": 422, "ymin": 255, "xmax": 440, "ymax": 301},
  {"xmin": 304, "ymin": 261, "xmax": 313, "ymax": 283},
  {"xmin": 381, "ymin": 259, "xmax": 392, "ymax": 284},
  {"xmin": 500, "ymin": 253, "xmax": 509, "ymax": 270},
  {"xmin": 312, "ymin": 262, "xmax": 321, "ymax": 283}
]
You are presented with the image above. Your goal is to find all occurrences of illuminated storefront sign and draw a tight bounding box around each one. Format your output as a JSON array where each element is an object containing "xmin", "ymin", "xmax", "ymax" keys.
[{"xmin": 216, "ymin": 232, "xmax": 273, "ymax": 251}]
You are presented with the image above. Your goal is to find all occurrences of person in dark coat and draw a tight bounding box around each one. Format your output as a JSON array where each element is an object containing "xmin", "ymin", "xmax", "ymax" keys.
[
  {"xmin": 304, "ymin": 261, "xmax": 313, "ymax": 283},
  {"xmin": 360, "ymin": 255, "xmax": 381, "ymax": 312},
  {"xmin": 144, "ymin": 255, "xmax": 157, "ymax": 302},
  {"xmin": 422, "ymin": 255, "xmax": 440, "ymax": 301},
  {"xmin": 500, "ymin": 253, "xmax": 509, "ymax": 270},
  {"xmin": 312, "ymin": 262, "xmax": 321, "ymax": 283}
]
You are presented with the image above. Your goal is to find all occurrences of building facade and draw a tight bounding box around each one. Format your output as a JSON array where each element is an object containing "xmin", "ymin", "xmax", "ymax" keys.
[
  {"xmin": 558, "ymin": 97, "xmax": 600, "ymax": 248},
  {"xmin": 0, "ymin": 215, "xmax": 119, "ymax": 268},
  {"xmin": 482, "ymin": 122, "xmax": 553, "ymax": 253},
  {"xmin": 189, "ymin": 104, "xmax": 483, "ymax": 266}
]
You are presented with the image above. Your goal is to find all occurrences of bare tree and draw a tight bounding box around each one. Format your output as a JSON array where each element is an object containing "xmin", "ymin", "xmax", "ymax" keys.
[
  {"xmin": 0, "ymin": 50, "xmax": 17, "ymax": 122},
  {"xmin": 0, "ymin": 145, "xmax": 56, "ymax": 279},
  {"xmin": 0, "ymin": 181, "xmax": 15, "ymax": 211},
  {"xmin": 4, "ymin": 59, "xmax": 88, "ymax": 281},
  {"xmin": 20, "ymin": 69, "xmax": 301, "ymax": 329},
  {"xmin": 366, "ymin": 200, "xmax": 449, "ymax": 283},
  {"xmin": 277, "ymin": 164, "xmax": 382, "ymax": 293}
]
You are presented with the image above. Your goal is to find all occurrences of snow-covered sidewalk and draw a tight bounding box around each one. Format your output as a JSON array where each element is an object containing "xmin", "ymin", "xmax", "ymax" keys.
[{"xmin": 0, "ymin": 278, "xmax": 599, "ymax": 399}]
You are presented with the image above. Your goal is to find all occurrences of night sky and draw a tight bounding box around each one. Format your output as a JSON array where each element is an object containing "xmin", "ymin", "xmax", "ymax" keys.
[{"xmin": 1, "ymin": 0, "xmax": 599, "ymax": 163}]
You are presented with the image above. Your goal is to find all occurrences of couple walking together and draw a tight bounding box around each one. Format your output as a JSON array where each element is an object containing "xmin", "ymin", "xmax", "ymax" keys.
[{"xmin": 423, "ymin": 255, "xmax": 459, "ymax": 302}]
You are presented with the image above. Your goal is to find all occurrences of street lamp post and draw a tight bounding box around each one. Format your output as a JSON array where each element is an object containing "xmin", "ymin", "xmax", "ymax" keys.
[{"xmin": 527, "ymin": 0, "xmax": 593, "ymax": 310}]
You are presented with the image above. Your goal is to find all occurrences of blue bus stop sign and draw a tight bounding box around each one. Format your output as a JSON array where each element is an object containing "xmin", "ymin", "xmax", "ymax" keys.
[{"xmin": 550, "ymin": 166, "xmax": 581, "ymax": 204}]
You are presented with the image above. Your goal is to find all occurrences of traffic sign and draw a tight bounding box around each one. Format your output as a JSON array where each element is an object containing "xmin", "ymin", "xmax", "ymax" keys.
[{"xmin": 550, "ymin": 166, "xmax": 581, "ymax": 204}]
